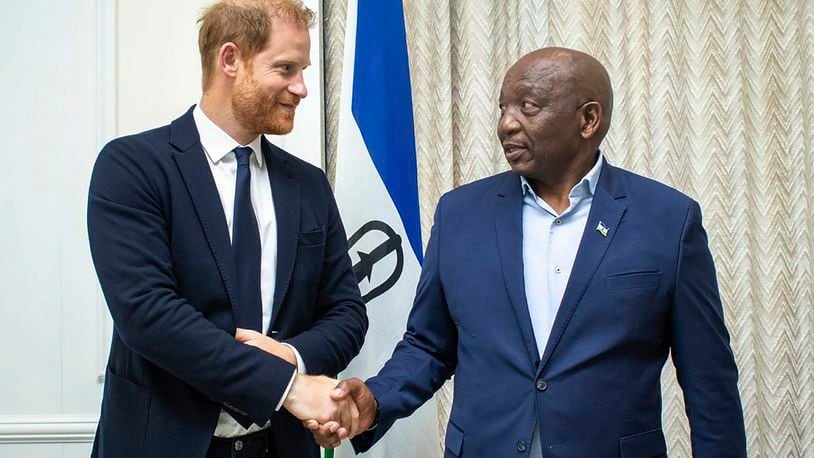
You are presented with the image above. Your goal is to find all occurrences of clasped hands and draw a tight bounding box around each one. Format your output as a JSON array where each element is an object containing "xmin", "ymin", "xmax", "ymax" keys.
[
  {"xmin": 290, "ymin": 376, "xmax": 377, "ymax": 448},
  {"xmin": 235, "ymin": 329, "xmax": 375, "ymax": 448}
]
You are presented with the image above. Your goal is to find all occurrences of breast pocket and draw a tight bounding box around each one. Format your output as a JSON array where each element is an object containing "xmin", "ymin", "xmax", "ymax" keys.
[
  {"xmin": 602, "ymin": 270, "xmax": 667, "ymax": 343},
  {"xmin": 606, "ymin": 270, "xmax": 662, "ymax": 292},
  {"xmin": 292, "ymin": 228, "xmax": 326, "ymax": 303},
  {"xmin": 298, "ymin": 227, "xmax": 325, "ymax": 247}
]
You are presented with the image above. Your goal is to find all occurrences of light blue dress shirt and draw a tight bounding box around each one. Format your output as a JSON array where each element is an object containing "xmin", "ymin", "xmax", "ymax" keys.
[
  {"xmin": 523, "ymin": 154, "xmax": 603, "ymax": 456},
  {"xmin": 521, "ymin": 154, "xmax": 603, "ymax": 356}
]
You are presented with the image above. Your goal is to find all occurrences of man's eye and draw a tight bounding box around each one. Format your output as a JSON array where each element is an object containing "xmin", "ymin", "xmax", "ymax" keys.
[{"xmin": 522, "ymin": 101, "xmax": 536, "ymax": 110}]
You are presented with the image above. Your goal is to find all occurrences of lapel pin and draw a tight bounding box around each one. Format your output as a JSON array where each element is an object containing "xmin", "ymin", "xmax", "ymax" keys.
[{"xmin": 596, "ymin": 221, "xmax": 609, "ymax": 237}]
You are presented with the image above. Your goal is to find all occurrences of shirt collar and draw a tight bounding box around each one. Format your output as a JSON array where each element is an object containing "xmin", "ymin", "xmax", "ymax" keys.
[
  {"xmin": 521, "ymin": 152, "xmax": 604, "ymax": 198},
  {"xmin": 193, "ymin": 104, "xmax": 264, "ymax": 168}
]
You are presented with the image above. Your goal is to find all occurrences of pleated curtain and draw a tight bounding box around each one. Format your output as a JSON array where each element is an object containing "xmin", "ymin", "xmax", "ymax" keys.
[{"xmin": 324, "ymin": 1, "xmax": 814, "ymax": 455}]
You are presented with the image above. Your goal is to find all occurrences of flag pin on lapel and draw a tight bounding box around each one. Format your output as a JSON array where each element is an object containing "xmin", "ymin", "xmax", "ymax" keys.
[{"xmin": 596, "ymin": 221, "xmax": 609, "ymax": 237}]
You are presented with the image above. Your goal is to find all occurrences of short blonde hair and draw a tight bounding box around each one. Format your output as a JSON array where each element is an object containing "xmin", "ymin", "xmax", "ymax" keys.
[{"xmin": 197, "ymin": 0, "xmax": 314, "ymax": 90}]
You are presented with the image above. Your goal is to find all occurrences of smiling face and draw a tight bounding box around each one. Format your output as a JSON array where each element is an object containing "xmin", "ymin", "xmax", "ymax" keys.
[
  {"xmin": 497, "ymin": 56, "xmax": 585, "ymax": 182},
  {"xmin": 232, "ymin": 17, "xmax": 311, "ymax": 136}
]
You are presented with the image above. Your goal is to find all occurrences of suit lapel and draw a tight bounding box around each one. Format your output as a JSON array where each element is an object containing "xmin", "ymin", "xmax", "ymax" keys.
[
  {"xmin": 538, "ymin": 163, "xmax": 627, "ymax": 373},
  {"xmin": 263, "ymin": 138, "xmax": 301, "ymax": 330},
  {"xmin": 494, "ymin": 172, "xmax": 542, "ymax": 366},
  {"xmin": 171, "ymin": 107, "xmax": 238, "ymax": 313}
]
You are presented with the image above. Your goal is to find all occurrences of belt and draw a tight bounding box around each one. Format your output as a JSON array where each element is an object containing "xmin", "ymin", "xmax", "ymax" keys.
[{"xmin": 207, "ymin": 428, "xmax": 276, "ymax": 458}]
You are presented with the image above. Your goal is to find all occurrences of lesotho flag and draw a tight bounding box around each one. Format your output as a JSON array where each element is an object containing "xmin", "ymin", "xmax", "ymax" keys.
[{"xmin": 331, "ymin": 0, "xmax": 439, "ymax": 456}]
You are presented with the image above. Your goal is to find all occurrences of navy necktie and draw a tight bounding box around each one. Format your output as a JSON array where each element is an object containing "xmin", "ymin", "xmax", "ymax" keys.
[
  {"xmin": 224, "ymin": 147, "xmax": 264, "ymax": 428},
  {"xmin": 232, "ymin": 146, "xmax": 263, "ymax": 332}
]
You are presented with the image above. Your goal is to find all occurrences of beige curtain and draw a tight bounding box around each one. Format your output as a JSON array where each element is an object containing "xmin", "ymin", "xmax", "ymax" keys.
[{"xmin": 324, "ymin": 1, "xmax": 814, "ymax": 455}]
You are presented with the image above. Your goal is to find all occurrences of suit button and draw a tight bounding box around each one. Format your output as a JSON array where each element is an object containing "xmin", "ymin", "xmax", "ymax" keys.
[
  {"xmin": 536, "ymin": 379, "xmax": 548, "ymax": 391},
  {"xmin": 234, "ymin": 440, "xmax": 244, "ymax": 451},
  {"xmin": 516, "ymin": 440, "xmax": 527, "ymax": 452}
]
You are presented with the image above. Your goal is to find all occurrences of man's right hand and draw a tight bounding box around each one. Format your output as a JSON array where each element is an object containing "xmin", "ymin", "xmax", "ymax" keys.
[
  {"xmin": 283, "ymin": 374, "xmax": 359, "ymax": 438},
  {"xmin": 304, "ymin": 378, "xmax": 378, "ymax": 448}
]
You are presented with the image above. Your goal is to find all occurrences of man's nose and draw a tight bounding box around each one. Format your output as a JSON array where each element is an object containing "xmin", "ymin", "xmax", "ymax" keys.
[
  {"xmin": 498, "ymin": 110, "xmax": 521, "ymax": 136},
  {"xmin": 289, "ymin": 72, "xmax": 308, "ymax": 99}
]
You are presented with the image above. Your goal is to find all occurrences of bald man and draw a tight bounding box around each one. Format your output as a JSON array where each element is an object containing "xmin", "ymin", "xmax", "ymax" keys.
[{"xmin": 311, "ymin": 47, "xmax": 746, "ymax": 457}]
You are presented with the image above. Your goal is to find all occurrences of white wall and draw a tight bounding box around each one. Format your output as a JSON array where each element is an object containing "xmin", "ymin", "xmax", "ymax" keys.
[
  {"xmin": 0, "ymin": 0, "xmax": 114, "ymax": 455},
  {"xmin": 0, "ymin": 0, "xmax": 323, "ymax": 456},
  {"xmin": 117, "ymin": 0, "xmax": 324, "ymax": 166}
]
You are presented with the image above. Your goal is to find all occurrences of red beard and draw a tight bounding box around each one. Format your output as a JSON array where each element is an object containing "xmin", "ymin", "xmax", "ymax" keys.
[{"xmin": 232, "ymin": 74, "xmax": 300, "ymax": 136}]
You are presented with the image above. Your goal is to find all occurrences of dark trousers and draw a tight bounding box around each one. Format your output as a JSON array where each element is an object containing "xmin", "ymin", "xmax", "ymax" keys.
[{"xmin": 206, "ymin": 429, "xmax": 278, "ymax": 458}]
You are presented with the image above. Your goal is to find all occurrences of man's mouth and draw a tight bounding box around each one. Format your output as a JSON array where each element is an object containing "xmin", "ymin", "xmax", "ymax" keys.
[
  {"xmin": 275, "ymin": 97, "xmax": 300, "ymax": 111},
  {"xmin": 502, "ymin": 142, "xmax": 527, "ymax": 161}
]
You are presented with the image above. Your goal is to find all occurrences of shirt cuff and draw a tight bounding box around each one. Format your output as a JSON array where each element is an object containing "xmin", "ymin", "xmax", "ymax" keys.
[
  {"xmin": 275, "ymin": 370, "xmax": 296, "ymax": 412},
  {"xmin": 367, "ymin": 396, "xmax": 380, "ymax": 430},
  {"xmin": 282, "ymin": 342, "xmax": 307, "ymax": 374},
  {"xmin": 274, "ymin": 343, "xmax": 306, "ymax": 412}
]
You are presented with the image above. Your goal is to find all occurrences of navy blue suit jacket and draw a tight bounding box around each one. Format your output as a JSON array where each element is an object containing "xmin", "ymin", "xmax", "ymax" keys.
[
  {"xmin": 353, "ymin": 163, "xmax": 745, "ymax": 457},
  {"xmin": 87, "ymin": 107, "xmax": 367, "ymax": 458}
]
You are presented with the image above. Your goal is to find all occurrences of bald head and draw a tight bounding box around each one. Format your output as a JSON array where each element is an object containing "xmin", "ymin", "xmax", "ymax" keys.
[{"xmin": 506, "ymin": 47, "xmax": 613, "ymax": 143}]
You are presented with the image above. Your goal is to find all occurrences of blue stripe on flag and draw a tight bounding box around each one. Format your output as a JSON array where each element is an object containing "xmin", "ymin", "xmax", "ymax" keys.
[{"xmin": 352, "ymin": 0, "xmax": 422, "ymax": 263}]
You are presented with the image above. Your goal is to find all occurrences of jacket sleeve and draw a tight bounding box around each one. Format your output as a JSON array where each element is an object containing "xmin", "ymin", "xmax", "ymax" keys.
[
  {"xmin": 88, "ymin": 140, "xmax": 294, "ymax": 425},
  {"xmin": 352, "ymin": 198, "xmax": 458, "ymax": 453},
  {"xmin": 669, "ymin": 200, "xmax": 746, "ymax": 457},
  {"xmin": 284, "ymin": 172, "xmax": 368, "ymax": 376}
]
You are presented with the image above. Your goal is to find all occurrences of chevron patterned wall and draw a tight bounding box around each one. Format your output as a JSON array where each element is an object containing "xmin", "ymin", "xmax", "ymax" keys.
[{"xmin": 324, "ymin": 1, "xmax": 814, "ymax": 456}]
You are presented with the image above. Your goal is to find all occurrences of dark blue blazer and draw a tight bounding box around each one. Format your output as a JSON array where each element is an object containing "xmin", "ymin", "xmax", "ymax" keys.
[
  {"xmin": 353, "ymin": 163, "xmax": 745, "ymax": 457},
  {"xmin": 87, "ymin": 107, "xmax": 367, "ymax": 458}
]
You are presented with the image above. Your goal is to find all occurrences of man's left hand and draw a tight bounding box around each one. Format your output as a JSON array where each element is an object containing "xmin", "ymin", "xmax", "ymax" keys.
[{"xmin": 235, "ymin": 328, "xmax": 296, "ymax": 366}]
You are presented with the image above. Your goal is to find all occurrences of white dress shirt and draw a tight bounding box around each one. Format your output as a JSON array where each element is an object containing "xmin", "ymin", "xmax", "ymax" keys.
[
  {"xmin": 193, "ymin": 106, "xmax": 305, "ymax": 438},
  {"xmin": 521, "ymin": 153, "xmax": 603, "ymax": 457}
]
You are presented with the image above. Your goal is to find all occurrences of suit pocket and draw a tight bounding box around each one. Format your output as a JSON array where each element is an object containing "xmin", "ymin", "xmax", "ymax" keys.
[
  {"xmin": 98, "ymin": 368, "xmax": 151, "ymax": 458},
  {"xmin": 444, "ymin": 420, "xmax": 464, "ymax": 457},
  {"xmin": 606, "ymin": 270, "xmax": 662, "ymax": 291},
  {"xmin": 298, "ymin": 228, "xmax": 325, "ymax": 247},
  {"xmin": 620, "ymin": 428, "xmax": 667, "ymax": 458}
]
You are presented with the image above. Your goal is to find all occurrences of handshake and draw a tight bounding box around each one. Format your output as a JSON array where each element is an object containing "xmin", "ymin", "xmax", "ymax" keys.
[
  {"xmin": 235, "ymin": 328, "xmax": 376, "ymax": 448},
  {"xmin": 283, "ymin": 374, "xmax": 377, "ymax": 448}
]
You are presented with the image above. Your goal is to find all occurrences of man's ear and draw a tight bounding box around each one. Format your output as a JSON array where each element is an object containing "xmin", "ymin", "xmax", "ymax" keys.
[
  {"xmin": 579, "ymin": 101, "xmax": 602, "ymax": 139},
  {"xmin": 217, "ymin": 42, "xmax": 240, "ymax": 79}
]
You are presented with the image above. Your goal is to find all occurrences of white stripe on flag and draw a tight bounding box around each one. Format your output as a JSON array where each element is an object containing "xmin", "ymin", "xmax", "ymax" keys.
[{"xmin": 332, "ymin": 0, "xmax": 440, "ymax": 456}]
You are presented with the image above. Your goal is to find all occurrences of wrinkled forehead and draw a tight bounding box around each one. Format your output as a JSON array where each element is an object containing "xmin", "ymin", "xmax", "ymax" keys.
[{"xmin": 500, "ymin": 58, "xmax": 572, "ymax": 98}]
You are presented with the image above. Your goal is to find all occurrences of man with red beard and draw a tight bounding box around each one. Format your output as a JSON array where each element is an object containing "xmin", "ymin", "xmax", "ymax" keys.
[{"xmin": 87, "ymin": 1, "xmax": 367, "ymax": 457}]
